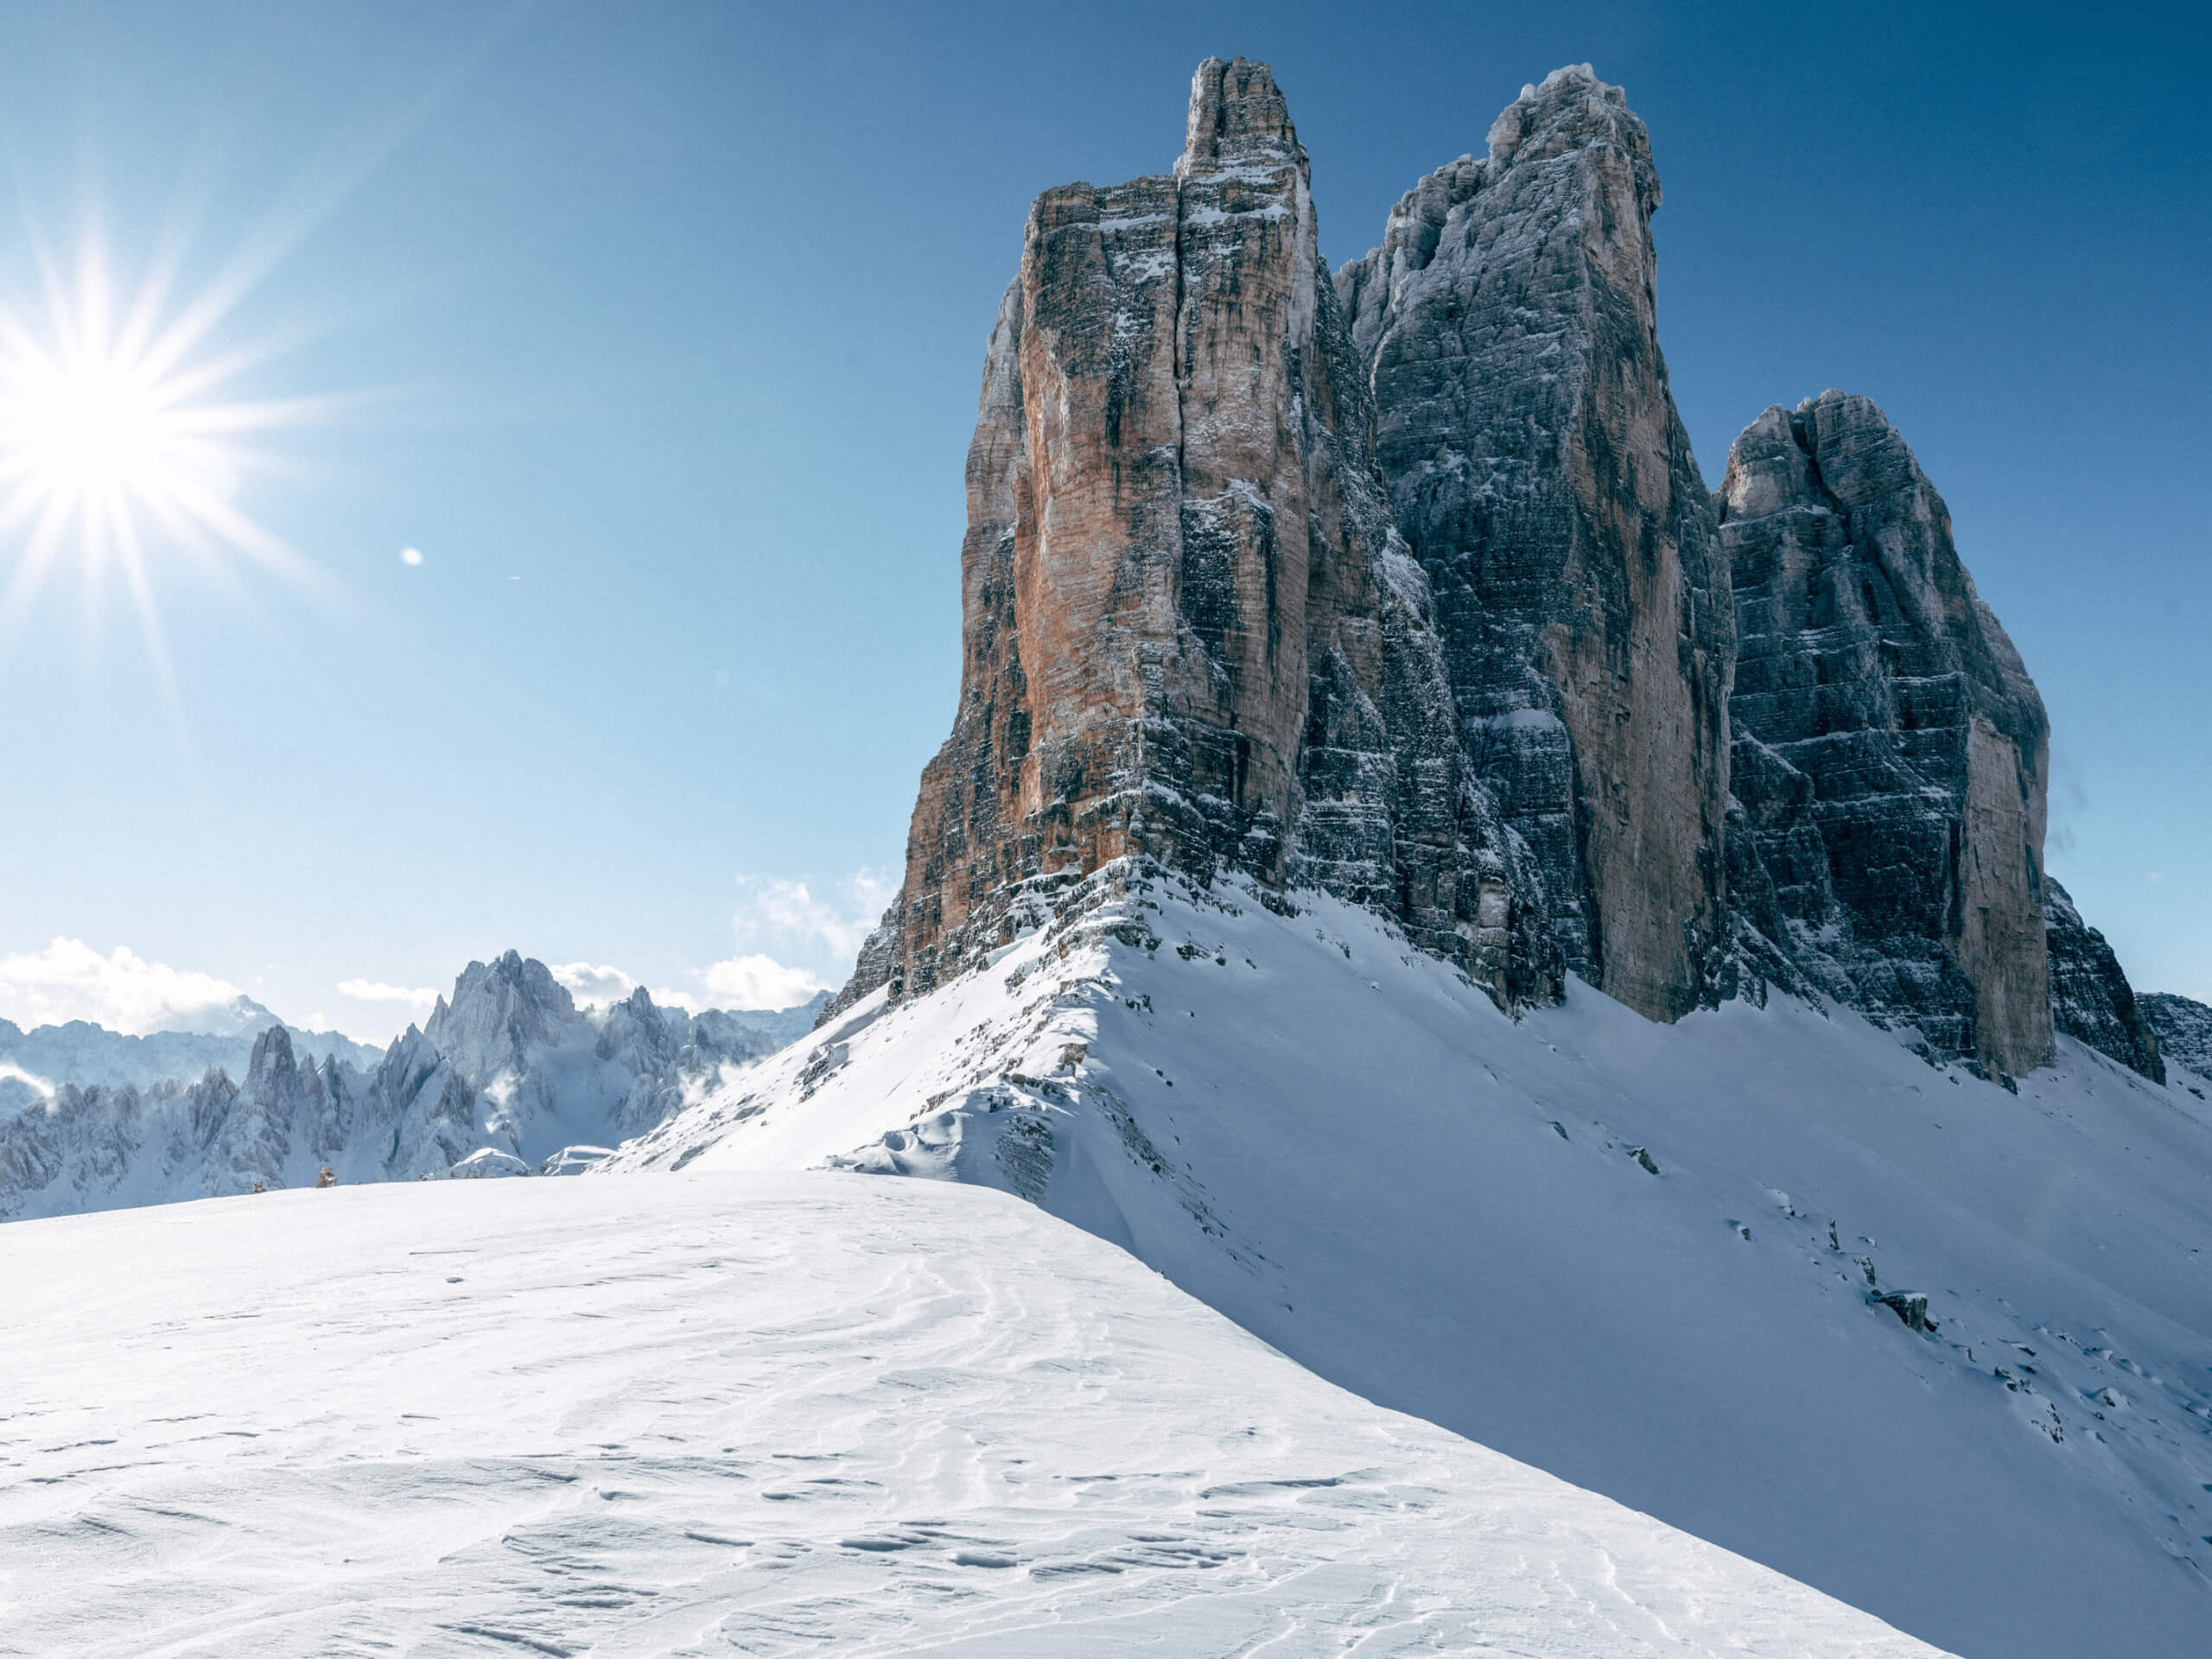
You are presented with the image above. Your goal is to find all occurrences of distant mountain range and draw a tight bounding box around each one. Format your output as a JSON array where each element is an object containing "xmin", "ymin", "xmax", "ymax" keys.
[
  {"xmin": 0, "ymin": 1017, "xmax": 385, "ymax": 1107},
  {"xmin": 0, "ymin": 951, "xmax": 824, "ymax": 1219}
]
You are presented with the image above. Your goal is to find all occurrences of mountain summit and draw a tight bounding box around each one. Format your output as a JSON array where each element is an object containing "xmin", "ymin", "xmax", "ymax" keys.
[
  {"xmin": 626, "ymin": 59, "xmax": 2212, "ymax": 1658},
  {"xmin": 842, "ymin": 56, "xmax": 1559, "ymax": 1018}
]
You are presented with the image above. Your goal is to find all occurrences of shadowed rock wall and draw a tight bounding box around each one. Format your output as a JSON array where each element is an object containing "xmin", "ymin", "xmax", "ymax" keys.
[
  {"xmin": 1721, "ymin": 391, "xmax": 2054, "ymax": 1077},
  {"xmin": 1338, "ymin": 66, "xmax": 1733, "ymax": 1024},
  {"xmin": 2044, "ymin": 878, "xmax": 2164, "ymax": 1081},
  {"xmin": 2141, "ymin": 994, "xmax": 2212, "ymax": 1084}
]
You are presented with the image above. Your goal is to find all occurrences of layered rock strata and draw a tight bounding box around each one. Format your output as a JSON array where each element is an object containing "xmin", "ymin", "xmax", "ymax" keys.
[
  {"xmin": 852, "ymin": 58, "xmax": 1559, "ymax": 1014},
  {"xmin": 2044, "ymin": 879, "xmax": 2163, "ymax": 1081},
  {"xmin": 1338, "ymin": 66, "xmax": 1733, "ymax": 1023},
  {"xmin": 1721, "ymin": 391, "xmax": 2054, "ymax": 1077}
]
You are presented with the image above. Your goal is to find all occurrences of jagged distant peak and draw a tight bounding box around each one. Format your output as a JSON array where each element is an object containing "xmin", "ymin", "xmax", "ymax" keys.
[
  {"xmin": 245, "ymin": 1024, "xmax": 300, "ymax": 1085},
  {"xmin": 444, "ymin": 950, "xmax": 579, "ymax": 1019}
]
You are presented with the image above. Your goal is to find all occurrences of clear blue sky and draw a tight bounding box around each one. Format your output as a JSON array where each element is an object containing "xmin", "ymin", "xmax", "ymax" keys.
[{"xmin": 0, "ymin": 0, "xmax": 2203, "ymax": 1039}]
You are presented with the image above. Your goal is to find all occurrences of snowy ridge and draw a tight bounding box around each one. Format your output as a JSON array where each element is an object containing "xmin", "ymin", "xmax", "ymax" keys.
[
  {"xmin": 0, "ymin": 1173, "xmax": 1941, "ymax": 1656},
  {"xmin": 610, "ymin": 858, "xmax": 2212, "ymax": 1659},
  {"xmin": 0, "ymin": 951, "xmax": 825, "ymax": 1220}
]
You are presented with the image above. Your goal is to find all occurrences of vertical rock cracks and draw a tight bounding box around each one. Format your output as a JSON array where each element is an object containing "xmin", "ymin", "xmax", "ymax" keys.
[
  {"xmin": 832, "ymin": 57, "xmax": 2152, "ymax": 1080},
  {"xmin": 1338, "ymin": 66, "xmax": 1734, "ymax": 1024},
  {"xmin": 849, "ymin": 57, "xmax": 1559, "ymax": 1018}
]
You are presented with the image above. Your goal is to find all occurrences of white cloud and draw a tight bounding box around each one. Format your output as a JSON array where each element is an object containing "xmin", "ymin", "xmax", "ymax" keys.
[
  {"xmin": 0, "ymin": 1059, "xmax": 55, "ymax": 1100},
  {"xmin": 702, "ymin": 954, "xmax": 830, "ymax": 1012},
  {"xmin": 547, "ymin": 872, "xmax": 895, "ymax": 1020},
  {"xmin": 337, "ymin": 979, "xmax": 439, "ymax": 1009},
  {"xmin": 0, "ymin": 938, "xmax": 261, "ymax": 1036},
  {"xmin": 549, "ymin": 957, "xmax": 819, "ymax": 1014},
  {"xmin": 732, "ymin": 868, "xmax": 895, "ymax": 966},
  {"xmin": 400, "ymin": 546, "xmax": 423, "ymax": 566},
  {"xmin": 550, "ymin": 962, "xmax": 639, "ymax": 1007}
]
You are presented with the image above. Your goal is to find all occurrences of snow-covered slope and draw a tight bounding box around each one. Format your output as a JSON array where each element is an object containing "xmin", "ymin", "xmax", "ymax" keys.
[
  {"xmin": 612, "ymin": 861, "xmax": 2212, "ymax": 1659},
  {"xmin": 0, "ymin": 1172, "xmax": 1939, "ymax": 1656},
  {"xmin": 0, "ymin": 954, "xmax": 827, "ymax": 1219}
]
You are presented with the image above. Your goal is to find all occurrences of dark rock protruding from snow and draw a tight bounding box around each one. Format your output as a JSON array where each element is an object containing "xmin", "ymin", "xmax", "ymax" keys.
[
  {"xmin": 842, "ymin": 57, "xmax": 1560, "ymax": 1020},
  {"xmin": 1337, "ymin": 66, "xmax": 1734, "ymax": 1023},
  {"xmin": 2044, "ymin": 879, "xmax": 2163, "ymax": 1082},
  {"xmin": 1720, "ymin": 391, "xmax": 2054, "ymax": 1077},
  {"xmin": 2141, "ymin": 994, "xmax": 2212, "ymax": 1084}
]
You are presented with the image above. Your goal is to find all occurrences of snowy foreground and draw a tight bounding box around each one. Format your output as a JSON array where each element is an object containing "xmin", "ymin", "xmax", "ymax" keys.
[
  {"xmin": 0, "ymin": 1174, "xmax": 1936, "ymax": 1657},
  {"xmin": 613, "ymin": 866, "xmax": 2212, "ymax": 1659}
]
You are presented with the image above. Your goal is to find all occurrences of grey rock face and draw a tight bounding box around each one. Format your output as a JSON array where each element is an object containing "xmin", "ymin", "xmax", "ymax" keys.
[
  {"xmin": 2043, "ymin": 879, "xmax": 2163, "ymax": 1081},
  {"xmin": 1721, "ymin": 391, "xmax": 2053, "ymax": 1076},
  {"xmin": 852, "ymin": 58, "xmax": 1559, "ymax": 1018},
  {"xmin": 1338, "ymin": 66, "xmax": 1733, "ymax": 1023},
  {"xmin": 2141, "ymin": 994, "xmax": 2212, "ymax": 1084}
]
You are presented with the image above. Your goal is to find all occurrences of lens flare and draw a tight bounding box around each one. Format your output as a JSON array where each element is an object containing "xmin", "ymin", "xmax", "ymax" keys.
[{"xmin": 0, "ymin": 236, "xmax": 325, "ymax": 666}]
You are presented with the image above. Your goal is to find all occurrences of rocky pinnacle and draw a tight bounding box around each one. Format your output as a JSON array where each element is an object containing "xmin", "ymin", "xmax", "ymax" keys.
[
  {"xmin": 826, "ymin": 57, "xmax": 2144, "ymax": 1082},
  {"xmin": 1338, "ymin": 66, "xmax": 1734, "ymax": 1023},
  {"xmin": 1721, "ymin": 391, "xmax": 2054, "ymax": 1077},
  {"xmin": 844, "ymin": 57, "xmax": 1560, "ymax": 1016}
]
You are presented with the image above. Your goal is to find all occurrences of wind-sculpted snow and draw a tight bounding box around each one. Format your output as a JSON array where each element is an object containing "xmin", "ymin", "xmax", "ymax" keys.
[
  {"xmin": 0, "ymin": 951, "xmax": 826, "ymax": 1220},
  {"xmin": 615, "ymin": 859, "xmax": 2212, "ymax": 1659},
  {"xmin": 0, "ymin": 1173, "xmax": 1941, "ymax": 1656}
]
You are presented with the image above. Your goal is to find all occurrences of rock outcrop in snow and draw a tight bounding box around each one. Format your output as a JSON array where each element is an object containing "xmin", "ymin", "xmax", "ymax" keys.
[
  {"xmin": 1337, "ymin": 66, "xmax": 1734, "ymax": 1022},
  {"xmin": 2142, "ymin": 993, "xmax": 2212, "ymax": 1086},
  {"xmin": 2044, "ymin": 878, "xmax": 2164, "ymax": 1082},
  {"xmin": 0, "ymin": 952, "xmax": 823, "ymax": 1219},
  {"xmin": 1721, "ymin": 391, "xmax": 2055, "ymax": 1077},
  {"xmin": 842, "ymin": 57, "xmax": 1560, "ymax": 1021}
]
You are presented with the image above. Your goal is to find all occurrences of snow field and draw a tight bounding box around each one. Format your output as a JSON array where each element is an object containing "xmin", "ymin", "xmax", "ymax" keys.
[
  {"xmin": 0, "ymin": 1173, "xmax": 1939, "ymax": 1656},
  {"xmin": 614, "ymin": 864, "xmax": 2212, "ymax": 1658}
]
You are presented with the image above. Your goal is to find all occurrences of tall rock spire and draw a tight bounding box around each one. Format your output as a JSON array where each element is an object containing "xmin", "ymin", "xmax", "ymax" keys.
[
  {"xmin": 1721, "ymin": 391, "xmax": 2055, "ymax": 1077},
  {"xmin": 1338, "ymin": 66, "xmax": 1734, "ymax": 1023},
  {"xmin": 842, "ymin": 58, "xmax": 1560, "ymax": 1017}
]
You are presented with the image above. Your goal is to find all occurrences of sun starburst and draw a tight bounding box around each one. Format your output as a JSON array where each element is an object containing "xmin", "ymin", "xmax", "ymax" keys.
[{"xmin": 0, "ymin": 234, "xmax": 326, "ymax": 660}]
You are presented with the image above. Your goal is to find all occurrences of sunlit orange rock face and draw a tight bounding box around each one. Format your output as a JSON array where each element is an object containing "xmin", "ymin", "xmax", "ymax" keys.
[{"xmin": 851, "ymin": 58, "xmax": 1559, "ymax": 1014}]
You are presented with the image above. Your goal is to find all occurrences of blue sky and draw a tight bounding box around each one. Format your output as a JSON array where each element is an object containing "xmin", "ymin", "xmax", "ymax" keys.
[{"xmin": 0, "ymin": 0, "xmax": 2203, "ymax": 1039}]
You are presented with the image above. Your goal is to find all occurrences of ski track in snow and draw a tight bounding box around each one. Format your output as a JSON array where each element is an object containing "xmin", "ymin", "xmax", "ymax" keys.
[
  {"xmin": 0, "ymin": 1175, "xmax": 1937, "ymax": 1657},
  {"xmin": 611, "ymin": 867, "xmax": 2212, "ymax": 1659}
]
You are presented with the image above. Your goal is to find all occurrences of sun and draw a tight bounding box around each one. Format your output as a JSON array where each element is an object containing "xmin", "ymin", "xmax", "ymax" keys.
[
  {"xmin": 11, "ymin": 343, "xmax": 174, "ymax": 502},
  {"xmin": 0, "ymin": 236, "xmax": 317, "ymax": 650}
]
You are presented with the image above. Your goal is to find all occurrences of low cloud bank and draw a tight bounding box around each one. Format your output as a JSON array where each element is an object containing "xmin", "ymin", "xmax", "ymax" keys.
[{"xmin": 0, "ymin": 938, "xmax": 265, "ymax": 1037}]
